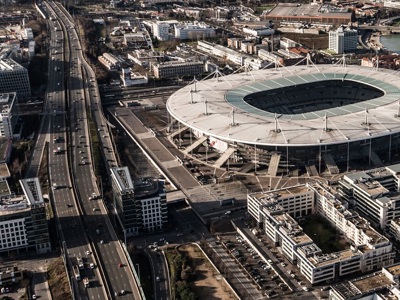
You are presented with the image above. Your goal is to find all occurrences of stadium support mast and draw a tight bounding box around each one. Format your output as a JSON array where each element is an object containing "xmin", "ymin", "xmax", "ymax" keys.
[
  {"xmin": 362, "ymin": 108, "xmax": 370, "ymax": 126},
  {"xmin": 294, "ymin": 53, "xmax": 321, "ymax": 73},
  {"xmin": 204, "ymin": 100, "xmax": 209, "ymax": 115},
  {"xmin": 201, "ymin": 68, "xmax": 232, "ymax": 87},
  {"xmin": 190, "ymin": 88, "xmax": 194, "ymax": 104},
  {"xmin": 324, "ymin": 113, "xmax": 328, "ymax": 131},
  {"xmin": 273, "ymin": 113, "xmax": 281, "ymax": 133},
  {"xmin": 397, "ymin": 99, "xmax": 400, "ymax": 117},
  {"xmin": 323, "ymin": 113, "xmax": 332, "ymax": 132},
  {"xmin": 231, "ymin": 108, "xmax": 238, "ymax": 127}
]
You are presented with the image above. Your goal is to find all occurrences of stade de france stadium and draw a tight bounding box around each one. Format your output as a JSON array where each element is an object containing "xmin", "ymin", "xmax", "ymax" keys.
[{"xmin": 166, "ymin": 64, "xmax": 400, "ymax": 177}]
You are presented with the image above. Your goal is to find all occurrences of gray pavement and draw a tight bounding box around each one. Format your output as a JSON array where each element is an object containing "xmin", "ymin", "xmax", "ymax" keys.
[{"xmin": 32, "ymin": 268, "xmax": 52, "ymax": 300}]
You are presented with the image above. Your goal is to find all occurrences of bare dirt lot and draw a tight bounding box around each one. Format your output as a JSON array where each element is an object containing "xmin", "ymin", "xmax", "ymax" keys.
[{"xmin": 178, "ymin": 244, "xmax": 237, "ymax": 300}]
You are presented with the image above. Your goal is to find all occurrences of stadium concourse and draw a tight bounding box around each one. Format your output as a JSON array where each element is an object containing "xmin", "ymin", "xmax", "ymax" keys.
[{"xmin": 166, "ymin": 60, "xmax": 400, "ymax": 178}]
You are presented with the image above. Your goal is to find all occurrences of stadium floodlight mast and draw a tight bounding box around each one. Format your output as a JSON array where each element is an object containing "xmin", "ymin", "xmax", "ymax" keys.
[
  {"xmin": 204, "ymin": 100, "xmax": 209, "ymax": 116},
  {"xmin": 396, "ymin": 99, "xmax": 400, "ymax": 118},
  {"xmin": 230, "ymin": 108, "xmax": 238, "ymax": 127},
  {"xmin": 323, "ymin": 113, "xmax": 332, "ymax": 132},
  {"xmin": 190, "ymin": 88, "xmax": 194, "ymax": 104},
  {"xmin": 273, "ymin": 113, "xmax": 281, "ymax": 133}
]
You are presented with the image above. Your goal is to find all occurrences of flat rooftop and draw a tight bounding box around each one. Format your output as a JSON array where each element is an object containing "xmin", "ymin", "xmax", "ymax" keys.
[
  {"xmin": 133, "ymin": 177, "xmax": 160, "ymax": 199},
  {"xmin": 331, "ymin": 271, "xmax": 392, "ymax": 299},
  {"xmin": 312, "ymin": 249, "xmax": 358, "ymax": 267},
  {"xmin": 352, "ymin": 272, "xmax": 392, "ymax": 294},
  {"xmin": 386, "ymin": 264, "xmax": 400, "ymax": 277},
  {"xmin": 0, "ymin": 93, "xmax": 16, "ymax": 112},
  {"xmin": 266, "ymin": 3, "xmax": 351, "ymax": 19},
  {"xmin": 0, "ymin": 163, "xmax": 10, "ymax": 179},
  {"xmin": 111, "ymin": 167, "xmax": 134, "ymax": 192}
]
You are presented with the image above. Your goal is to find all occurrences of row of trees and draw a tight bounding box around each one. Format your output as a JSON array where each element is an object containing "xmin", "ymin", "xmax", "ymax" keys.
[{"xmin": 166, "ymin": 249, "xmax": 197, "ymax": 300}]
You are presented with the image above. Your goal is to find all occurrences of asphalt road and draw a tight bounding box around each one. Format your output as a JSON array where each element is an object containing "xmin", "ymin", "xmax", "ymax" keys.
[
  {"xmin": 44, "ymin": 3, "xmax": 107, "ymax": 299},
  {"xmin": 51, "ymin": 2, "xmax": 142, "ymax": 299}
]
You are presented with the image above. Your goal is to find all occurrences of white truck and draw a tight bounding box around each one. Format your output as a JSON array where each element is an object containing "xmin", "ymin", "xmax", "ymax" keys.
[
  {"xmin": 73, "ymin": 265, "xmax": 80, "ymax": 281},
  {"xmin": 83, "ymin": 277, "xmax": 90, "ymax": 288},
  {"xmin": 77, "ymin": 257, "xmax": 84, "ymax": 269}
]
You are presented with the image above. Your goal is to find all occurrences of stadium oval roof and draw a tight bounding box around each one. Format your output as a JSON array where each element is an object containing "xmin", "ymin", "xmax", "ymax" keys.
[{"xmin": 166, "ymin": 65, "xmax": 400, "ymax": 147}]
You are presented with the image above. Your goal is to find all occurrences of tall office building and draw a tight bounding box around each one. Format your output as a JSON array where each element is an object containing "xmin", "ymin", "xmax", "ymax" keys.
[
  {"xmin": 111, "ymin": 167, "xmax": 168, "ymax": 236},
  {"xmin": 0, "ymin": 59, "xmax": 31, "ymax": 100},
  {"xmin": 0, "ymin": 93, "xmax": 19, "ymax": 139},
  {"xmin": 0, "ymin": 176, "xmax": 51, "ymax": 254},
  {"xmin": 328, "ymin": 26, "xmax": 358, "ymax": 54}
]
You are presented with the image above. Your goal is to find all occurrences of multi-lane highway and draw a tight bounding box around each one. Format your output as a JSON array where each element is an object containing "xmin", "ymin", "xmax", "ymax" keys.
[
  {"xmin": 28, "ymin": 2, "xmax": 143, "ymax": 299},
  {"xmin": 47, "ymin": 2, "xmax": 142, "ymax": 299},
  {"xmin": 38, "ymin": 3, "xmax": 108, "ymax": 299}
]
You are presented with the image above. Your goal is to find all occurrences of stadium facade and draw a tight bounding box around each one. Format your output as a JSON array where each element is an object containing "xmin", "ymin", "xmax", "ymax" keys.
[{"xmin": 166, "ymin": 64, "xmax": 400, "ymax": 177}]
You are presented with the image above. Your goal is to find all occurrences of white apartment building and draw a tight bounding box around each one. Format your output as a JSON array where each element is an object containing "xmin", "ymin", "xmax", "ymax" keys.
[
  {"xmin": 0, "ymin": 59, "xmax": 30, "ymax": 100},
  {"xmin": 197, "ymin": 40, "xmax": 248, "ymax": 66},
  {"xmin": 243, "ymin": 27, "xmax": 274, "ymax": 37},
  {"xmin": 0, "ymin": 177, "xmax": 51, "ymax": 254},
  {"xmin": 339, "ymin": 165, "xmax": 400, "ymax": 229},
  {"xmin": 174, "ymin": 22, "xmax": 215, "ymax": 40},
  {"xmin": 389, "ymin": 218, "xmax": 400, "ymax": 242},
  {"xmin": 248, "ymin": 185, "xmax": 314, "ymax": 223},
  {"xmin": 0, "ymin": 93, "xmax": 18, "ymax": 139},
  {"xmin": 111, "ymin": 167, "xmax": 168, "ymax": 236},
  {"xmin": 153, "ymin": 21, "xmax": 172, "ymax": 41},
  {"xmin": 328, "ymin": 26, "xmax": 358, "ymax": 54},
  {"xmin": 248, "ymin": 183, "xmax": 395, "ymax": 284}
]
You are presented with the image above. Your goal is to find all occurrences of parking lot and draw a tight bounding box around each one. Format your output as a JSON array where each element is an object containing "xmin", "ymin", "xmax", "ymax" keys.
[{"xmin": 217, "ymin": 234, "xmax": 293, "ymax": 299}]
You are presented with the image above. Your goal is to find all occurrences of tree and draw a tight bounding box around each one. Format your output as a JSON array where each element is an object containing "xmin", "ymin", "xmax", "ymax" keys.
[{"xmin": 181, "ymin": 265, "xmax": 193, "ymax": 281}]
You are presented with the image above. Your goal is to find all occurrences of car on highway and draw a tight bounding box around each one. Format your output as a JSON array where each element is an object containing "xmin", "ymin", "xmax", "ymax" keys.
[
  {"xmin": 118, "ymin": 263, "xmax": 123, "ymax": 268},
  {"xmin": 120, "ymin": 290, "xmax": 125, "ymax": 295},
  {"xmin": 90, "ymin": 263, "xmax": 95, "ymax": 269},
  {"xmin": 85, "ymin": 250, "xmax": 91, "ymax": 255}
]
